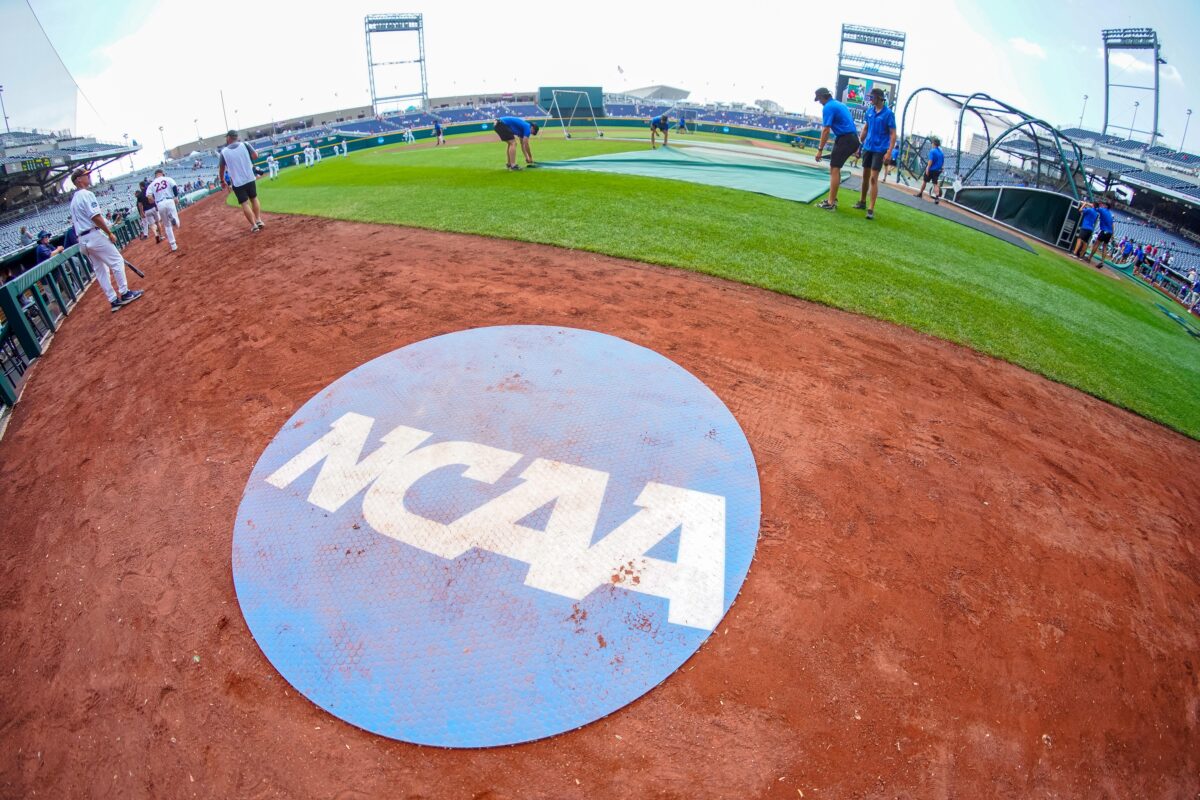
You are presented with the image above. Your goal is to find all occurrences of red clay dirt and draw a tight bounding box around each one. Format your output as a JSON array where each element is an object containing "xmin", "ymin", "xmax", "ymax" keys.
[{"xmin": 1, "ymin": 195, "xmax": 1198, "ymax": 800}]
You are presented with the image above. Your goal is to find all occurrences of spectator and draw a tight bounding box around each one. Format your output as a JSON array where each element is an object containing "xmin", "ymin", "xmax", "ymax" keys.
[
  {"xmin": 34, "ymin": 231, "xmax": 63, "ymax": 264},
  {"xmin": 18, "ymin": 227, "xmax": 34, "ymax": 247}
]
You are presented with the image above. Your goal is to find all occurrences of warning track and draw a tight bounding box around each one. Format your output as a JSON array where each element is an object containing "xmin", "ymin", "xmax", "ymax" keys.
[{"xmin": 1, "ymin": 195, "xmax": 1197, "ymax": 798}]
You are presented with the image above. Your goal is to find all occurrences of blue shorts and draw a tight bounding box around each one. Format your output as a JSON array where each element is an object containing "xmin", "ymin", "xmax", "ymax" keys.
[{"xmin": 652, "ymin": 122, "xmax": 668, "ymax": 132}]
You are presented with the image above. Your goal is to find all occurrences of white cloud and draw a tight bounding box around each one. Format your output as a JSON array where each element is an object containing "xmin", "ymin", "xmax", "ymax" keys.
[{"xmin": 1010, "ymin": 37, "xmax": 1046, "ymax": 60}]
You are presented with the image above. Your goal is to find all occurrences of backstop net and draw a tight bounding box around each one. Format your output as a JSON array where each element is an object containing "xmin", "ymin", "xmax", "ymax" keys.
[{"xmin": 539, "ymin": 86, "xmax": 605, "ymax": 140}]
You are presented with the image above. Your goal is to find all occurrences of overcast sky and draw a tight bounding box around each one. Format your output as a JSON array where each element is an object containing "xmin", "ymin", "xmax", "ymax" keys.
[{"xmin": 3, "ymin": 0, "xmax": 1197, "ymax": 174}]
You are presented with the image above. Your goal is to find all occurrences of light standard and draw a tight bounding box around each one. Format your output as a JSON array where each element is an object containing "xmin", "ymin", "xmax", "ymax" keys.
[
  {"xmin": 0, "ymin": 84, "xmax": 9, "ymax": 134},
  {"xmin": 1078, "ymin": 94, "xmax": 1088, "ymax": 129},
  {"xmin": 268, "ymin": 102, "xmax": 274, "ymax": 135},
  {"xmin": 1182, "ymin": 109, "xmax": 1193, "ymax": 153},
  {"xmin": 1128, "ymin": 101, "xmax": 1140, "ymax": 140},
  {"xmin": 123, "ymin": 133, "xmax": 134, "ymax": 172},
  {"xmin": 194, "ymin": 117, "xmax": 201, "ymax": 143},
  {"xmin": 158, "ymin": 125, "xmax": 166, "ymax": 163},
  {"xmin": 234, "ymin": 108, "xmax": 240, "ymax": 131}
]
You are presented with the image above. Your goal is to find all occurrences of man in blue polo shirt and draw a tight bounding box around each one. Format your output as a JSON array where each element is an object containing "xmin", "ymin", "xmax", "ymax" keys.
[
  {"xmin": 853, "ymin": 87, "xmax": 897, "ymax": 220},
  {"xmin": 494, "ymin": 116, "xmax": 540, "ymax": 171},
  {"xmin": 34, "ymin": 230, "xmax": 63, "ymax": 264},
  {"xmin": 434, "ymin": 118, "xmax": 444, "ymax": 146},
  {"xmin": 1084, "ymin": 198, "xmax": 1115, "ymax": 267},
  {"xmin": 917, "ymin": 137, "xmax": 945, "ymax": 204},
  {"xmin": 1073, "ymin": 201, "xmax": 1099, "ymax": 259},
  {"xmin": 813, "ymin": 86, "xmax": 859, "ymax": 211},
  {"xmin": 650, "ymin": 112, "xmax": 671, "ymax": 149}
]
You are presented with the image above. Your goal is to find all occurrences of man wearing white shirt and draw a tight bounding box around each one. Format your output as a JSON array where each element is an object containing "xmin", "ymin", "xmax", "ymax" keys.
[
  {"xmin": 314, "ymin": 143, "xmax": 322, "ymax": 163},
  {"xmin": 266, "ymin": 154, "xmax": 279, "ymax": 179},
  {"xmin": 218, "ymin": 129, "xmax": 264, "ymax": 233},
  {"xmin": 69, "ymin": 168, "xmax": 143, "ymax": 313},
  {"xmin": 145, "ymin": 169, "xmax": 181, "ymax": 251}
]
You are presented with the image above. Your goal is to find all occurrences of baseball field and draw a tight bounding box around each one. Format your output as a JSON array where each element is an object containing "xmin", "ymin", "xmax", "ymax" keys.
[{"xmin": 1, "ymin": 131, "xmax": 1198, "ymax": 798}]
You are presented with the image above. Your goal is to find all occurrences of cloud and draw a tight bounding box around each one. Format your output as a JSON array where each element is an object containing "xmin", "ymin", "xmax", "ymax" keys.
[
  {"xmin": 1099, "ymin": 49, "xmax": 1184, "ymax": 86},
  {"xmin": 1010, "ymin": 37, "xmax": 1046, "ymax": 59}
]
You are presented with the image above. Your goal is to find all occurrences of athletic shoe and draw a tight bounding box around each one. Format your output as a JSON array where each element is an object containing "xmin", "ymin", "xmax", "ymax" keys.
[
  {"xmin": 253, "ymin": 220, "xmax": 265, "ymax": 231},
  {"xmin": 155, "ymin": 236, "xmax": 162, "ymax": 244},
  {"xmin": 119, "ymin": 289, "xmax": 143, "ymax": 304},
  {"xmin": 110, "ymin": 299, "xmax": 124, "ymax": 313},
  {"xmin": 866, "ymin": 209, "xmax": 875, "ymax": 220},
  {"xmin": 852, "ymin": 201, "xmax": 867, "ymax": 210},
  {"xmin": 507, "ymin": 164, "xmax": 522, "ymax": 171},
  {"xmin": 170, "ymin": 244, "xmax": 178, "ymax": 252},
  {"xmin": 817, "ymin": 200, "xmax": 837, "ymax": 211},
  {"xmin": 933, "ymin": 197, "xmax": 940, "ymax": 205}
]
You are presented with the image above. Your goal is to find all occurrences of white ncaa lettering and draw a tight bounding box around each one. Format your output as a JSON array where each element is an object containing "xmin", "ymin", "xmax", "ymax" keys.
[{"xmin": 265, "ymin": 413, "xmax": 728, "ymax": 630}]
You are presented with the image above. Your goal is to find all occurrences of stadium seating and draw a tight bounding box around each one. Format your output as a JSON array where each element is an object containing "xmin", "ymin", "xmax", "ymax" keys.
[
  {"xmin": 1083, "ymin": 156, "xmax": 1139, "ymax": 174},
  {"xmin": 1123, "ymin": 170, "xmax": 1197, "ymax": 190}
]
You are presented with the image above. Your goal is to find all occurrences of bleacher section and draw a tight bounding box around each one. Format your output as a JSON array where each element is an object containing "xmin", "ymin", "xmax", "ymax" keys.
[
  {"xmin": 1123, "ymin": 170, "xmax": 1198, "ymax": 191},
  {"xmin": 1083, "ymin": 156, "xmax": 1139, "ymax": 174}
]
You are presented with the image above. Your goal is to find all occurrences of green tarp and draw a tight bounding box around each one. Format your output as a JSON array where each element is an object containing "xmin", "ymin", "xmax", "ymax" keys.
[{"xmin": 540, "ymin": 146, "xmax": 835, "ymax": 204}]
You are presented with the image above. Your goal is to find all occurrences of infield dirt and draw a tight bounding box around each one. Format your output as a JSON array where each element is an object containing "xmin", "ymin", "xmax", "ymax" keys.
[{"xmin": 1, "ymin": 196, "xmax": 1197, "ymax": 799}]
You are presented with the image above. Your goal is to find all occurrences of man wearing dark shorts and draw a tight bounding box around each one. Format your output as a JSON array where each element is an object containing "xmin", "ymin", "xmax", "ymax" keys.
[
  {"xmin": 218, "ymin": 130, "xmax": 264, "ymax": 232},
  {"xmin": 917, "ymin": 137, "xmax": 944, "ymax": 204},
  {"xmin": 494, "ymin": 116, "xmax": 539, "ymax": 170},
  {"xmin": 1073, "ymin": 202, "xmax": 1098, "ymax": 259},
  {"xmin": 813, "ymin": 87, "xmax": 860, "ymax": 211},
  {"xmin": 1085, "ymin": 198, "xmax": 1115, "ymax": 267},
  {"xmin": 854, "ymin": 87, "xmax": 897, "ymax": 220},
  {"xmin": 650, "ymin": 113, "xmax": 670, "ymax": 148}
]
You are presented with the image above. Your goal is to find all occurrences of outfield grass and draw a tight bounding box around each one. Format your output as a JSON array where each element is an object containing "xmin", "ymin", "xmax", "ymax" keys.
[{"xmin": 249, "ymin": 138, "xmax": 1200, "ymax": 438}]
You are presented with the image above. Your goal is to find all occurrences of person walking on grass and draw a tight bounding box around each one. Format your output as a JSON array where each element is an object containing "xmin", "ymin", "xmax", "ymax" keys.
[
  {"xmin": 853, "ymin": 87, "xmax": 897, "ymax": 221},
  {"xmin": 916, "ymin": 137, "xmax": 945, "ymax": 204},
  {"xmin": 813, "ymin": 87, "xmax": 859, "ymax": 211},
  {"xmin": 1084, "ymin": 198, "xmax": 1115, "ymax": 268},
  {"xmin": 1073, "ymin": 202, "xmax": 1098, "ymax": 259}
]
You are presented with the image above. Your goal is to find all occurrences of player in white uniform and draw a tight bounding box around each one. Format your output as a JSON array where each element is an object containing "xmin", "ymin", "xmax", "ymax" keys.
[
  {"xmin": 69, "ymin": 168, "xmax": 143, "ymax": 313},
  {"xmin": 137, "ymin": 179, "xmax": 161, "ymax": 243},
  {"xmin": 313, "ymin": 144, "xmax": 322, "ymax": 163},
  {"xmin": 340, "ymin": 141, "xmax": 349, "ymax": 157},
  {"xmin": 303, "ymin": 145, "xmax": 313, "ymax": 167},
  {"xmin": 217, "ymin": 129, "xmax": 264, "ymax": 233},
  {"xmin": 266, "ymin": 154, "xmax": 279, "ymax": 179},
  {"xmin": 403, "ymin": 126, "xmax": 415, "ymax": 144},
  {"xmin": 293, "ymin": 153, "xmax": 301, "ymax": 167},
  {"xmin": 145, "ymin": 169, "xmax": 181, "ymax": 251}
]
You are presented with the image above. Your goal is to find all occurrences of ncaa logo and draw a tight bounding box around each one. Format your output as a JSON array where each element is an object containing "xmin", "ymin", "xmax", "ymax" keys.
[{"xmin": 233, "ymin": 326, "xmax": 760, "ymax": 746}]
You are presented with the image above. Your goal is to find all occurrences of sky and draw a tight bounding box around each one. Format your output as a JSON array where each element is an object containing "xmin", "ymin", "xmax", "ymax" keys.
[{"xmin": 2, "ymin": 0, "xmax": 1197, "ymax": 175}]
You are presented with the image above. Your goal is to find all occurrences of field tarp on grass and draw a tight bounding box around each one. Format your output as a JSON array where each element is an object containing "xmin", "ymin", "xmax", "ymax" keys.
[{"xmin": 540, "ymin": 146, "xmax": 834, "ymax": 204}]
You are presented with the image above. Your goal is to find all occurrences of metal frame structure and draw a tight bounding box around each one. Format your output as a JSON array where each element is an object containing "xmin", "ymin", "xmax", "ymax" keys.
[
  {"xmin": 836, "ymin": 24, "xmax": 906, "ymax": 118},
  {"xmin": 1101, "ymin": 28, "xmax": 1165, "ymax": 147},
  {"xmin": 364, "ymin": 13, "xmax": 428, "ymax": 114},
  {"xmin": 899, "ymin": 88, "xmax": 1092, "ymax": 201}
]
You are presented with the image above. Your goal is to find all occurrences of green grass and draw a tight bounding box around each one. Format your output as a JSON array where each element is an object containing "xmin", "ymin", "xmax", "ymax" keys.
[{"xmin": 248, "ymin": 138, "xmax": 1200, "ymax": 438}]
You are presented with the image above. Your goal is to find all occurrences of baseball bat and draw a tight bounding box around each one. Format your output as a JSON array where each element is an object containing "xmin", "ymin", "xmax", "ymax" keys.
[{"xmin": 124, "ymin": 258, "xmax": 146, "ymax": 278}]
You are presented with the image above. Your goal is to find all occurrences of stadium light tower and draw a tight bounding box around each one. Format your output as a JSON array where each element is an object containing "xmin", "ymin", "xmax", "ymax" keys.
[
  {"xmin": 1129, "ymin": 101, "xmax": 1139, "ymax": 140},
  {"xmin": 158, "ymin": 125, "xmax": 166, "ymax": 163},
  {"xmin": 1101, "ymin": 28, "xmax": 1164, "ymax": 146},
  {"xmin": 1183, "ymin": 108, "xmax": 1193, "ymax": 153},
  {"xmin": 1078, "ymin": 95, "xmax": 1088, "ymax": 129},
  {"xmin": 0, "ymin": 84, "xmax": 9, "ymax": 134},
  {"xmin": 364, "ymin": 14, "xmax": 428, "ymax": 115}
]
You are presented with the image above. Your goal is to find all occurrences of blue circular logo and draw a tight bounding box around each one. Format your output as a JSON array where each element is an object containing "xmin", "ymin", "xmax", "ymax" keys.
[{"xmin": 233, "ymin": 326, "xmax": 760, "ymax": 746}]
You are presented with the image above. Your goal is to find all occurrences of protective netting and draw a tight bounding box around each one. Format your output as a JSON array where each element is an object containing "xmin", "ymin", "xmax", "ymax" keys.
[{"xmin": 0, "ymin": 1, "xmax": 79, "ymax": 135}]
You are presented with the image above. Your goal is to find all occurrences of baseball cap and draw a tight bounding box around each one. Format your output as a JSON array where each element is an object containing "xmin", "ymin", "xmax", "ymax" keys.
[
  {"xmin": 226, "ymin": 129, "xmax": 239, "ymax": 139},
  {"xmin": 814, "ymin": 87, "xmax": 832, "ymax": 101},
  {"xmin": 530, "ymin": 122, "xmax": 540, "ymax": 135},
  {"xmin": 37, "ymin": 230, "xmax": 50, "ymax": 240},
  {"xmin": 70, "ymin": 167, "xmax": 89, "ymax": 182},
  {"xmin": 869, "ymin": 87, "xmax": 887, "ymax": 100}
]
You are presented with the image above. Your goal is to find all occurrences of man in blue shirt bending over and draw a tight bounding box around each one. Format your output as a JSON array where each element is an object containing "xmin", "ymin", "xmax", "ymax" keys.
[
  {"xmin": 650, "ymin": 112, "xmax": 671, "ymax": 149},
  {"xmin": 813, "ymin": 87, "xmax": 860, "ymax": 211},
  {"xmin": 854, "ymin": 87, "xmax": 897, "ymax": 220},
  {"xmin": 917, "ymin": 137, "xmax": 945, "ymax": 204},
  {"xmin": 1073, "ymin": 201, "xmax": 1099, "ymax": 259},
  {"xmin": 494, "ymin": 116, "xmax": 540, "ymax": 170},
  {"xmin": 1084, "ymin": 198, "xmax": 1115, "ymax": 268}
]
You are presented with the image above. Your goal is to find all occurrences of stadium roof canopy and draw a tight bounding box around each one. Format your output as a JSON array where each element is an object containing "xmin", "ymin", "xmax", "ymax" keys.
[{"xmin": 625, "ymin": 86, "xmax": 690, "ymax": 101}]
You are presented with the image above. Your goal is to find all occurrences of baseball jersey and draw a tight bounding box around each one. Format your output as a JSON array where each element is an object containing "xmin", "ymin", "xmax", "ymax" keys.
[
  {"xmin": 1097, "ymin": 207, "xmax": 1114, "ymax": 233},
  {"xmin": 69, "ymin": 188, "xmax": 103, "ymax": 234},
  {"xmin": 146, "ymin": 175, "xmax": 179, "ymax": 204},
  {"xmin": 861, "ymin": 105, "xmax": 896, "ymax": 153},
  {"xmin": 223, "ymin": 141, "xmax": 256, "ymax": 186},
  {"xmin": 821, "ymin": 100, "xmax": 857, "ymax": 136},
  {"xmin": 1079, "ymin": 207, "xmax": 1099, "ymax": 230},
  {"xmin": 434, "ymin": 121, "xmax": 442, "ymax": 133},
  {"xmin": 498, "ymin": 117, "xmax": 532, "ymax": 137}
]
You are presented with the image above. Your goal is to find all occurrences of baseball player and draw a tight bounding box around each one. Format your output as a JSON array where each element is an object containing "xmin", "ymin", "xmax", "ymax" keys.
[
  {"xmin": 303, "ymin": 145, "xmax": 313, "ymax": 167},
  {"xmin": 293, "ymin": 153, "xmax": 301, "ymax": 168},
  {"xmin": 218, "ymin": 129, "xmax": 265, "ymax": 233},
  {"xmin": 145, "ymin": 169, "xmax": 181, "ymax": 251},
  {"xmin": 69, "ymin": 168, "xmax": 143, "ymax": 313},
  {"xmin": 434, "ymin": 119, "xmax": 444, "ymax": 146},
  {"xmin": 314, "ymin": 144, "xmax": 323, "ymax": 163},
  {"xmin": 341, "ymin": 141, "xmax": 349, "ymax": 157},
  {"xmin": 404, "ymin": 126, "xmax": 415, "ymax": 144},
  {"xmin": 136, "ymin": 178, "xmax": 161, "ymax": 242},
  {"xmin": 266, "ymin": 154, "xmax": 279, "ymax": 179}
]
